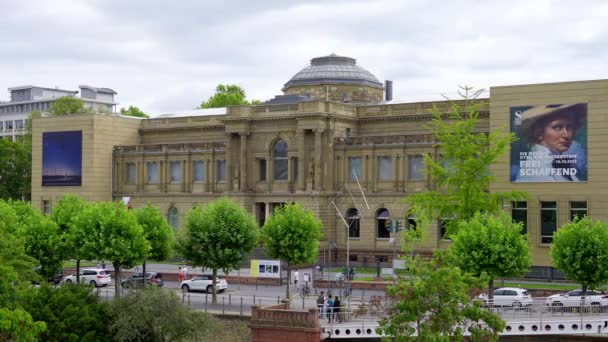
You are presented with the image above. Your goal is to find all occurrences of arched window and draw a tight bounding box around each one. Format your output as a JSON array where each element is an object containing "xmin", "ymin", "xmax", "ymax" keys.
[
  {"xmin": 168, "ymin": 207, "xmax": 179, "ymax": 230},
  {"xmin": 347, "ymin": 208, "xmax": 360, "ymax": 238},
  {"xmin": 376, "ymin": 208, "xmax": 390, "ymax": 239},
  {"xmin": 273, "ymin": 139, "xmax": 288, "ymax": 181}
]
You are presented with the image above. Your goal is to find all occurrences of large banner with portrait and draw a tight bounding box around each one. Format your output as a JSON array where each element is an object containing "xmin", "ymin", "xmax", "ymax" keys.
[
  {"xmin": 42, "ymin": 131, "xmax": 82, "ymax": 186},
  {"xmin": 510, "ymin": 103, "xmax": 587, "ymax": 182}
]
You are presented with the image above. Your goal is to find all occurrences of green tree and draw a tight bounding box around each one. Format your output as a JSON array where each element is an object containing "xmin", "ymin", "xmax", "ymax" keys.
[
  {"xmin": 178, "ymin": 197, "xmax": 258, "ymax": 303},
  {"xmin": 20, "ymin": 284, "xmax": 111, "ymax": 341},
  {"xmin": 260, "ymin": 203, "xmax": 322, "ymax": 298},
  {"xmin": 551, "ymin": 216, "xmax": 608, "ymax": 295},
  {"xmin": 120, "ymin": 105, "xmax": 149, "ymax": 118},
  {"xmin": 199, "ymin": 84, "xmax": 259, "ymax": 108},
  {"xmin": 449, "ymin": 212, "xmax": 531, "ymax": 301},
  {"xmin": 72, "ymin": 202, "xmax": 149, "ymax": 297},
  {"xmin": 134, "ymin": 203, "xmax": 173, "ymax": 287},
  {"xmin": 48, "ymin": 96, "xmax": 88, "ymax": 115},
  {"xmin": 0, "ymin": 138, "xmax": 31, "ymax": 201},
  {"xmin": 378, "ymin": 254, "xmax": 505, "ymax": 341},
  {"xmin": 108, "ymin": 287, "xmax": 219, "ymax": 341},
  {"xmin": 0, "ymin": 201, "xmax": 38, "ymax": 281},
  {"xmin": 407, "ymin": 86, "xmax": 524, "ymax": 238},
  {"xmin": 52, "ymin": 195, "xmax": 89, "ymax": 283}
]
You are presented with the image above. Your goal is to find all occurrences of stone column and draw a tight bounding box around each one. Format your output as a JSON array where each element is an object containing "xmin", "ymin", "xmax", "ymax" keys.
[
  {"xmin": 182, "ymin": 159, "xmax": 187, "ymax": 193},
  {"xmin": 325, "ymin": 129, "xmax": 335, "ymax": 191},
  {"xmin": 240, "ymin": 133, "xmax": 248, "ymax": 192},
  {"xmin": 314, "ymin": 129, "xmax": 323, "ymax": 191},
  {"xmin": 297, "ymin": 130, "xmax": 305, "ymax": 191},
  {"xmin": 225, "ymin": 134, "xmax": 233, "ymax": 192},
  {"xmin": 393, "ymin": 154, "xmax": 399, "ymax": 190}
]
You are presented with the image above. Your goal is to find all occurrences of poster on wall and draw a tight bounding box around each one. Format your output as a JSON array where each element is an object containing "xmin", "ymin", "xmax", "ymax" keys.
[
  {"xmin": 42, "ymin": 131, "xmax": 82, "ymax": 186},
  {"xmin": 510, "ymin": 103, "xmax": 587, "ymax": 182}
]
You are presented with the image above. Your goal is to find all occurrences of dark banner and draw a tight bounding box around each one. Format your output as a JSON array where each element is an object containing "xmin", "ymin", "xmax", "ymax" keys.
[
  {"xmin": 42, "ymin": 131, "xmax": 82, "ymax": 186},
  {"xmin": 510, "ymin": 103, "xmax": 587, "ymax": 182}
]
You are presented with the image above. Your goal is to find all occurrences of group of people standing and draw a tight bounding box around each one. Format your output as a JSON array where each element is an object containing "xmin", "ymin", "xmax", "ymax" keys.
[
  {"xmin": 316, "ymin": 291, "xmax": 342, "ymax": 323},
  {"xmin": 178, "ymin": 265, "xmax": 189, "ymax": 282}
]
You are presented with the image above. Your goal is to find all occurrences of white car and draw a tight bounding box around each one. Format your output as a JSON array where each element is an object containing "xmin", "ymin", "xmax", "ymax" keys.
[
  {"xmin": 63, "ymin": 268, "xmax": 112, "ymax": 287},
  {"xmin": 546, "ymin": 289, "xmax": 608, "ymax": 308},
  {"xmin": 181, "ymin": 275, "xmax": 228, "ymax": 293},
  {"xmin": 477, "ymin": 287, "xmax": 533, "ymax": 307}
]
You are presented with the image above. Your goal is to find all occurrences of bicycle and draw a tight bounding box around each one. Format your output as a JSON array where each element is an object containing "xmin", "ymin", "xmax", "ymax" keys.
[{"xmin": 299, "ymin": 281, "xmax": 311, "ymax": 297}]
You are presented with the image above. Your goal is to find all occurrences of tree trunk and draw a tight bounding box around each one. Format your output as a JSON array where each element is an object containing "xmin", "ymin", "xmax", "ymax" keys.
[
  {"xmin": 76, "ymin": 259, "xmax": 81, "ymax": 284},
  {"xmin": 142, "ymin": 261, "xmax": 146, "ymax": 288},
  {"xmin": 212, "ymin": 268, "xmax": 217, "ymax": 304},
  {"xmin": 114, "ymin": 262, "xmax": 121, "ymax": 298},
  {"xmin": 286, "ymin": 262, "xmax": 291, "ymax": 299},
  {"xmin": 488, "ymin": 278, "xmax": 494, "ymax": 307}
]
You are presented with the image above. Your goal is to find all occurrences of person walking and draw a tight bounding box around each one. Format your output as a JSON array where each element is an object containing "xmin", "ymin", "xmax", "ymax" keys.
[
  {"xmin": 326, "ymin": 295, "xmax": 334, "ymax": 323},
  {"xmin": 316, "ymin": 291, "xmax": 325, "ymax": 318},
  {"xmin": 183, "ymin": 265, "xmax": 189, "ymax": 280},
  {"xmin": 293, "ymin": 269, "xmax": 299, "ymax": 289},
  {"xmin": 178, "ymin": 266, "xmax": 184, "ymax": 283},
  {"xmin": 333, "ymin": 296, "xmax": 342, "ymax": 323}
]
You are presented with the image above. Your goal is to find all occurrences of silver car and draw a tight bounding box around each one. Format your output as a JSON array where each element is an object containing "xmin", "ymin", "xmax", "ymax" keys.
[
  {"xmin": 546, "ymin": 289, "xmax": 608, "ymax": 308},
  {"xmin": 478, "ymin": 287, "xmax": 533, "ymax": 307},
  {"xmin": 181, "ymin": 275, "xmax": 228, "ymax": 293},
  {"xmin": 63, "ymin": 268, "xmax": 112, "ymax": 287}
]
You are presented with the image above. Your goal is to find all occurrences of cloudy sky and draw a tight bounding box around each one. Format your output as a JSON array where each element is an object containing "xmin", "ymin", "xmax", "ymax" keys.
[{"xmin": 1, "ymin": 0, "xmax": 607, "ymax": 116}]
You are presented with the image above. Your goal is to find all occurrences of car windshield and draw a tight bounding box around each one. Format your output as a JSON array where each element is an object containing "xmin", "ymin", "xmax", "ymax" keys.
[{"xmin": 522, "ymin": 291, "xmax": 529, "ymax": 296}]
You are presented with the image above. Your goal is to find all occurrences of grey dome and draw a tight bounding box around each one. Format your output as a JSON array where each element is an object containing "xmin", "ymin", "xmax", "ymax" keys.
[{"xmin": 283, "ymin": 54, "xmax": 383, "ymax": 90}]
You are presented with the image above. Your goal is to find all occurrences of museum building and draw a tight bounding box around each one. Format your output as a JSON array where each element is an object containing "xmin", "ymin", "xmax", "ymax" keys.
[{"xmin": 31, "ymin": 54, "xmax": 608, "ymax": 276}]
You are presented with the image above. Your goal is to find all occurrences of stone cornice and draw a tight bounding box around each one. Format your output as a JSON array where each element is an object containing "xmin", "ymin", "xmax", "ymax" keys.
[
  {"xmin": 335, "ymin": 134, "xmax": 436, "ymax": 148},
  {"xmin": 139, "ymin": 125, "xmax": 225, "ymax": 135},
  {"xmin": 359, "ymin": 111, "xmax": 490, "ymax": 123}
]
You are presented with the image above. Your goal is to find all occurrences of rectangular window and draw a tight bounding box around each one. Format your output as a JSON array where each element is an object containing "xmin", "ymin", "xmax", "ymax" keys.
[
  {"xmin": 439, "ymin": 218, "xmax": 451, "ymax": 240},
  {"xmin": 512, "ymin": 201, "xmax": 528, "ymax": 234},
  {"xmin": 293, "ymin": 158, "xmax": 298, "ymax": 181},
  {"xmin": 193, "ymin": 161, "xmax": 205, "ymax": 182},
  {"xmin": 348, "ymin": 157, "xmax": 362, "ymax": 181},
  {"xmin": 170, "ymin": 161, "xmax": 181, "ymax": 182},
  {"xmin": 42, "ymin": 200, "xmax": 50, "ymax": 215},
  {"xmin": 377, "ymin": 156, "xmax": 392, "ymax": 181},
  {"xmin": 7, "ymin": 121, "xmax": 13, "ymax": 129},
  {"xmin": 258, "ymin": 159, "xmax": 266, "ymax": 182},
  {"xmin": 126, "ymin": 163, "xmax": 136, "ymax": 184},
  {"xmin": 15, "ymin": 120, "xmax": 23, "ymax": 129},
  {"xmin": 541, "ymin": 201, "xmax": 557, "ymax": 244},
  {"xmin": 146, "ymin": 162, "xmax": 159, "ymax": 183},
  {"xmin": 408, "ymin": 155, "xmax": 424, "ymax": 180},
  {"xmin": 217, "ymin": 160, "xmax": 226, "ymax": 182},
  {"xmin": 570, "ymin": 201, "xmax": 587, "ymax": 221}
]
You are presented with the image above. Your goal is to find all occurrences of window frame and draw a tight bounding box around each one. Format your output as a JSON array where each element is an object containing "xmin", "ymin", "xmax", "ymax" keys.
[
  {"xmin": 273, "ymin": 139, "xmax": 288, "ymax": 181},
  {"xmin": 408, "ymin": 155, "xmax": 424, "ymax": 180},
  {"xmin": 376, "ymin": 208, "xmax": 391, "ymax": 239},
  {"xmin": 511, "ymin": 201, "xmax": 528, "ymax": 235},
  {"xmin": 570, "ymin": 201, "xmax": 587, "ymax": 221},
  {"xmin": 126, "ymin": 163, "xmax": 136, "ymax": 184},
  {"xmin": 170, "ymin": 161, "xmax": 182, "ymax": 183},
  {"xmin": 348, "ymin": 157, "xmax": 362, "ymax": 181},
  {"xmin": 216, "ymin": 160, "xmax": 226, "ymax": 182},
  {"xmin": 193, "ymin": 160, "xmax": 205, "ymax": 182},
  {"xmin": 377, "ymin": 156, "xmax": 393, "ymax": 181},
  {"xmin": 346, "ymin": 208, "xmax": 361, "ymax": 239},
  {"xmin": 540, "ymin": 201, "xmax": 557, "ymax": 244},
  {"xmin": 146, "ymin": 161, "xmax": 159, "ymax": 183}
]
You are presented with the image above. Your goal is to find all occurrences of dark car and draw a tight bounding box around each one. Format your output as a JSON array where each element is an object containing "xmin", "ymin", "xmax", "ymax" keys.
[
  {"xmin": 121, "ymin": 272, "xmax": 164, "ymax": 288},
  {"xmin": 33, "ymin": 266, "xmax": 63, "ymax": 285}
]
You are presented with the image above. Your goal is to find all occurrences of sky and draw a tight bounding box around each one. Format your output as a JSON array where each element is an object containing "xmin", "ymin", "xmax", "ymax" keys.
[{"xmin": 1, "ymin": 0, "xmax": 607, "ymax": 116}]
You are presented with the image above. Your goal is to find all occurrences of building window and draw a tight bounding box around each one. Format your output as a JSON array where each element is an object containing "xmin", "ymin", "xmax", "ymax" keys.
[
  {"xmin": 170, "ymin": 161, "xmax": 181, "ymax": 182},
  {"xmin": 377, "ymin": 156, "xmax": 392, "ymax": 180},
  {"xmin": 348, "ymin": 157, "xmax": 362, "ymax": 181},
  {"xmin": 376, "ymin": 208, "xmax": 390, "ymax": 239},
  {"xmin": 293, "ymin": 157, "xmax": 298, "ymax": 181},
  {"xmin": 346, "ymin": 208, "xmax": 360, "ymax": 238},
  {"xmin": 408, "ymin": 155, "xmax": 424, "ymax": 180},
  {"xmin": 273, "ymin": 139, "xmax": 288, "ymax": 181},
  {"xmin": 439, "ymin": 218, "xmax": 451, "ymax": 240},
  {"xmin": 512, "ymin": 201, "xmax": 527, "ymax": 234},
  {"xmin": 168, "ymin": 207, "xmax": 179, "ymax": 230},
  {"xmin": 15, "ymin": 120, "xmax": 23, "ymax": 129},
  {"xmin": 146, "ymin": 162, "xmax": 159, "ymax": 183},
  {"xmin": 126, "ymin": 163, "xmax": 136, "ymax": 184},
  {"xmin": 42, "ymin": 200, "xmax": 51, "ymax": 215},
  {"xmin": 217, "ymin": 160, "xmax": 226, "ymax": 182},
  {"xmin": 541, "ymin": 201, "xmax": 557, "ymax": 244},
  {"xmin": 258, "ymin": 159, "xmax": 267, "ymax": 181},
  {"xmin": 193, "ymin": 161, "xmax": 205, "ymax": 182},
  {"xmin": 570, "ymin": 201, "xmax": 587, "ymax": 221},
  {"xmin": 7, "ymin": 121, "xmax": 13, "ymax": 130},
  {"xmin": 407, "ymin": 214, "xmax": 417, "ymax": 232}
]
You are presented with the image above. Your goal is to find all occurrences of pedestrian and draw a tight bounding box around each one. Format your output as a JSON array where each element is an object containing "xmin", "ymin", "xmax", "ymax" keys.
[
  {"xmin": 178, "ymin": 266, "xmax": 184, "ymax": 283},
  {"xmin": 183, "ymin": 265, "xmax": 189, "ymax": 280},
  {"xmin": 333, "ymin": 296, "xmax": 342, "ymax": 323},
  {"xmin": 316, "ymin": 291, "xmax": 325, "ymax": 317},
  {"xmin": 293, "ymin": 269, "xmax": 299, "ymax": 289},
  {"xmin": 326, "ymin": 295, "xmax": 334, "ymax": 322},
  {"xmin": 101, "ymin": 260, "xmax": 106, "ymax": 269}
]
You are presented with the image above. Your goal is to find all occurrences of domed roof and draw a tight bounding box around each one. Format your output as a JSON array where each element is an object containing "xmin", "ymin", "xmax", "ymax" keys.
[{"xmin": 283, "ymin": 54, "xmax": 383, "ymax": 90}]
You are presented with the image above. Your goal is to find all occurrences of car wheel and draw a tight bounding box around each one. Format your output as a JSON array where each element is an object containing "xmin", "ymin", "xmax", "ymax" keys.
[
  {"xmin": 218, "ymin": 289, "xmax": 225, "ymax": 293},
  {"xmin": 90, "ymin": 280, "xmax": 97, "ymax": 287},
  {"xmin": 66, "ymin": 279, "xmax": 73, "ymax": 284},
  {"xmin": 181, "ymin": 284, "xmax": 190, "ymax": 292},
  {"xmin": 513, "ymin": 301, "xmax": 522, "ymax": 308}
]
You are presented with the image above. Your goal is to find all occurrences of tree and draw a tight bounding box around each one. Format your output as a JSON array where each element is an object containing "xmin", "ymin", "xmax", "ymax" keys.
[
  {"xmin": 48, "ymin": 96, "xmax": 89, "ymax": 116},
  {"xmin": 0, "ymin": 201, "xmax": 39, "ymax": 281},
  {"xmin": 120, "ymin": 105, "xmax": 149, "ymax": 118},
  {"xmin": 449, "ymin": 212, "xmax": 531, "ymax": 301},
  {"xmin": 134, "ymin": 203, "xmax": 173, "ymax": 287},
  {"xmin": 551, "ymin": 216, "xmax": 608, "ymax": 295},
  {"xmin": 378, "ymin": 253, "xmax": 505, "ymax": 341},
  {"xmin": 178, "ymin": 197, "xmax": 258, "ymax": 303},
  {"xmin": 0, "ymin": 138, "xmax": 31, "ymax": 201},
  {"xmin": 72, "ymin": 202, "xmax": 149, "ymax": 297},
  {"xmin": 199, "ymin": 84, "xmax": 259, "ymax": 108},
  {"xmin": 407, "ymin": 86, "xmax": 524, "ymax": 238},
  {"xmin": 108, "ymin": 287, "xmax": 219, "ymax": 341},
  {"xmin": 52, "ymin": 195, "xmax": 88, "ymax": 283},
  {"xmin": 260, "ymin": 203, "xmax": 322, "ymax": 299}
]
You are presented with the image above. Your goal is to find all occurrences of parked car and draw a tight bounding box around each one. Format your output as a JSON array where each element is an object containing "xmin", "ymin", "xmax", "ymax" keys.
[
  {"xmin": 63, "ymin": 268, "xmax": 112, "ymax": 287},
  {"xmin": 477, "ymin": 287, "xmax": 533, "ymax": 307},
  {"xmin": 181, "ymin": 275, "xmax": 228, "ymax": 293},
  {"xmin": 33, "ymin": 266, "xmax": 63, "ymax": 285},
  {"xmin": 545, "ymin": 289, "xmax": 608, "ymax": 308},
  {"xmin": 121, "ymin": 272, "xmax": 164, "ymax": 288}
]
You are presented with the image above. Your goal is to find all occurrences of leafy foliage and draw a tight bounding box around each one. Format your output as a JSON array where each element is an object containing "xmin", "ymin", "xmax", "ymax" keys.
[
  {"xmin": 0, "ymin": 201, "xmax": 39, "ymax": 281},
  {"xmin": 120, "ymin": 105, "xmax": 149, "ymax": 118},
  {"xmin": 199, "ymin": 84, "xmax": 259, "ymax": 108},
  {"xmin": 52, "ymin": 195, "xmax": 89, "ymax": 281},
  {"xmin": 449, "ymin": 212, "xmax": 531, "ymax": 298},
  {"xmin": 407, "ymin": 86, "xmax": 525, "ymax": 237},
  {"xmin": 134, "ymin": 203, "xmax": 173, "ymax": 262},
  {"xmin": 0, "ymin": 138, "xmax": 31, "ymax": 201},
  {"xmin": 551, "ymin": 216, "xmax": 608, "ymax": 294},
  {"xmin": 108, "ymin": 287, "xmax": 219, "ymax": 341},
  {"xmin": 378, "ymin": 253, "xmax": 505, "ymax": 341},
  {"xmin": 178, "ymin": 197, "xmax": 258, "ymax": 302},
  {"xmin": 48, "ymin": 96, "xmax": 89, "ymax": 116},
  {"xmin": 20, "ymin": 284, "xmax": 111, "ymax": 341},
  {"xmin": 261, "ymin": 203, "xmax": 322, "ymax": 298}
]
